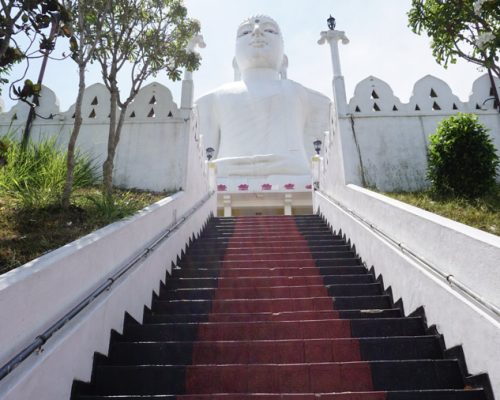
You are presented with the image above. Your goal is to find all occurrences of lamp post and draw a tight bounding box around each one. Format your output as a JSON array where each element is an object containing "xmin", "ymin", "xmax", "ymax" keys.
[
  {"xmin": 313, "ymin": 139, "xmax": 322, "ymax": 155},
  {"xmin": 327, "ymin": 15, "xmax": 336, "ymax": 30},
  {"xmin": 206, "ymin": 147, "xmax": 215, "ymax": 161},
  {"xmin": 318, "ymin": 14, "xmax": 349, "ymax": 115},
  {"xmin": 205, "ymin": 147, "xmax": 217, "ymax": 191}
]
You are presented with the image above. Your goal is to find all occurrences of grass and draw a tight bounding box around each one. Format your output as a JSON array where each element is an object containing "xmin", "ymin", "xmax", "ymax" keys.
[
  {"xmin": 382, "ymin": 185, "xmax": 500, "ymax": 236},
  {"xmin": 0, "ymin": 187, "xmax": 169, "ymax": 275},
  {"xmin": 0, "ymin": 135, "xmax": 171, "ymax": 275}
]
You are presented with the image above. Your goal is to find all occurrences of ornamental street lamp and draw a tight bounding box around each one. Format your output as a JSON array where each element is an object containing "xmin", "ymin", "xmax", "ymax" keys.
[
  {"xmin": 327, "ymin": 15, "xmax": 336, "ymax": 30},
  {"xmin": 313, "ymin": 140, "xmax": 322, "ymax": 155},
  {"xmin": 206, "ymin": 147, "xmax": 215, "ymax": 161}
]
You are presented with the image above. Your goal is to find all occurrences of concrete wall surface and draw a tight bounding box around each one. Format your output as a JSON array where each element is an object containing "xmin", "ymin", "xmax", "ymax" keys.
[
  {"xmin": 0, "ymin": 110, "xmax": 215, "ymax": 399},
  {"xmin": 314, "ymin": 187, "xmax": 500, "ymax": 397}
]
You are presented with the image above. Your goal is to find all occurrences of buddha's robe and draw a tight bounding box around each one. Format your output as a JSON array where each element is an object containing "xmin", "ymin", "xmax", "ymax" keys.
[{"xmin": 195, "ymin": 79, "xmax": 330, "ymax": 177}]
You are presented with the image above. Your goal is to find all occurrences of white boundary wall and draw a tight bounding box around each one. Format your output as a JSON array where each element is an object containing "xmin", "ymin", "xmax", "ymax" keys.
[
  {"xmin": 341, "ymin": 73, "xmax": 500, "ymax": 191},
  {"xmin": 0, "ymin": 82, "xmax": 188, "ymax": 192},
  {"xmin": 0, "ymin": 106, "xmax": 215, "ymax": 399}
]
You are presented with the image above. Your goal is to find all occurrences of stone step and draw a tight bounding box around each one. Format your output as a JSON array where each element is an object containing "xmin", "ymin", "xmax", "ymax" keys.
[
  {"xmin": 120, "ymin": 317, "xmax": 425, "ymax": 342},
  {"xmin": 144, "ymin": 308, "xmax": 403, "ymax": 324},
  {"xmin": 160, "ymin": 283, "xmax": 383, "ymax": 300},
  {"xmin": 106, "ymin": 336, "xmax": 443, "ymax": 365},
  {"xmin": 75, "ymin": 389, "xmax": 487, "ymax": 400},
  {"xmin": 86, "ymin": 360, "xmax": 465, "ymax": 395},
  {"xmin": 171, "ymin": 265, "xmax": 367, "ymax": 278},
  {"xmin": 163, "ymin": 274, "xmax": 375, "ymax": 290}
]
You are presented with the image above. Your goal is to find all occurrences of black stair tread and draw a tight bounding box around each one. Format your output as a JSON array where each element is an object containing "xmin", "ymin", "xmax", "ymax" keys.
[
  {"xmin": 106, "ymin": 335, "xmax": 443, "ymax": 365},
  {"xmin": 121, "ymin": 317, "xmax": 425, "ymax": 342},
  {"xmin": 75, "ymin": 390, "xmax": 487, "ymax": 400},
  {"xmin": 332, "ymin": 295, "xmax": 393, "ymax": 310},
  {"xmin": 170, "ymin": 266, "xmax": 369, "ymax": 278},
  {"xmin": 88, "ymin": 360, "xmax": 465, "ymax": 395},
  {"xmin": 179, "ymin": 258, "xmax": 362, "ymax": 269},
  {"xmin": 144, "ymin": 308, "xmax": 403, "ymax": 323},
  {"xmin": 164, "ymin": 273, "xmax": 375, "ymax": 285},
  {"xmin": 163, "ymin": 283, "xmax": 382, "ymax": 293},
  {"xmin": 189, "ymin": 239, "xmax": 346, "ymax": 248},
  {"xmin": 184, "ymin": 249, "xmax": 354, "ymax": 259},
  {"xmin": 186, "ymin": 243, "xmax": 350, "ymax": 254},
  {"xmin": 181, "ymin": 255, "xmax": 359, "ymax": 264},
  {"xmin": 152, "ymin": 295, "xmax": 393, "ymax": 307}
]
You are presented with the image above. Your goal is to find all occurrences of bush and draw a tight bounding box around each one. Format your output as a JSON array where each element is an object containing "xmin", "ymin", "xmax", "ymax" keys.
[
  {"xmin": 427, "ymin": 113, "xmax": 499, "ymax": 198},
  {"xmin": 0, "ymin": 135, "xmax": 99, "ymax": 208}
]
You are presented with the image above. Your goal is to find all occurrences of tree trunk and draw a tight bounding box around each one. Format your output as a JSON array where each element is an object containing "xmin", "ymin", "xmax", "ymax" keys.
[
  {"xmin": 103, "ymin": 85, "xmax": 118, "ymax": 198},
  {"xmin": 62, "ymin": 63, "xmax": 86, "ymax": 208}
]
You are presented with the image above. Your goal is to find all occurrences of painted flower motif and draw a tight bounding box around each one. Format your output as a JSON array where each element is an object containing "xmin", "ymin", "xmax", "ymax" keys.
[
  {"xmin": 305, "ymin": 184, "xmax": 312, "ymax": 190},
  {"xmin": 261, "ymin": 183, "xmax": 272, "ymax": 190},
  {"xmin": 238, "ymin": 184, "xmax": 249, "ymax": 191},
  {"xmin": 217, "ymin": 184, "xmax": 227, "ymax": 191},
  {"xmin": 284, "ymin": 183, "xmax": 295, "ymax": 190}
]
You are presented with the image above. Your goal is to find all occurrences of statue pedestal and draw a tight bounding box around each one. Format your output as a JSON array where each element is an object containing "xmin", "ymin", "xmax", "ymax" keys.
[{"xmin": 215, "ymin": 175, "xmax": 313, "ymax": 216}]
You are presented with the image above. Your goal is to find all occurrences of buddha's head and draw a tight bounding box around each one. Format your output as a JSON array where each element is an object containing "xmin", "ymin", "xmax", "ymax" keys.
[{"xmin": 234, "ymin": 15, "xmax": 287, "ymax": 76}]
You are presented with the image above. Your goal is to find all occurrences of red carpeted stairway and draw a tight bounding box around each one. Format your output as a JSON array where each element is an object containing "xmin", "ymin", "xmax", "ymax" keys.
[{"xmin": 72, "ymin": 215, "xmax": 492, "ymax": 400}]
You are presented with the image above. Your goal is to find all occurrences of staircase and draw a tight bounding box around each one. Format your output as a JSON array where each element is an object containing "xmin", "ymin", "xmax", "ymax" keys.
[{"xmin": 72, "ymin": 215, "xmax": 491, "ymax": 400}]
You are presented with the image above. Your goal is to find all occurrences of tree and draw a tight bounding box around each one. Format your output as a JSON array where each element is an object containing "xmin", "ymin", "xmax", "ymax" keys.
[
  {"xmin": 427, "ymin": 113, "xmax": 499, "ymax": 198},
  {"xmin": 408, "ymin": 0, "xmax": 500, "ymax": 108},
  {"xmin": 61, "ymin": 0, "xmax": 107, "ymax": 208},
  {"xmin": 95, "ymin": 0, "xmax": 200, "ymax": 197},
  {"xmin": 1, "ymin": 0, "xmax": 75, "ymax": 148},
  {"xmin": 0, "ymin": 0, "xmax": 73, "ymax": 96}
]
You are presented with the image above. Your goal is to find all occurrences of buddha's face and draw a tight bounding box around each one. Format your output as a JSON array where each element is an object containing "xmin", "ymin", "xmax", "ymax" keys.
[{"xmin": 235, "ymin": 16, "xmax": 284, "ymax": 72}]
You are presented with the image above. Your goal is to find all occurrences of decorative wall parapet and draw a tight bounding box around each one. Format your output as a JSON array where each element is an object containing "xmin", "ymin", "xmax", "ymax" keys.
[
  {"xmin": 0, "ymin": 82, "xmax": 180, "ymax": 126},
  {"xmin": 348, "ymin": 74, "xmax": 499, "ymax": 115}
]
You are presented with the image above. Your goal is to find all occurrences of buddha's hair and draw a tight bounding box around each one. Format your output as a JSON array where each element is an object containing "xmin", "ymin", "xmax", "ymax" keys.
[{"xmin": 238, "ymin": 15, "xmax": 283, "ymax": 36}]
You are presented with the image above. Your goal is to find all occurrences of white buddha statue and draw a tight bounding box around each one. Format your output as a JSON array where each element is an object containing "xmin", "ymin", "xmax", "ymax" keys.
[{"xmin": 195, "ymin": 15, "xmax": 330, "ymax": 178}]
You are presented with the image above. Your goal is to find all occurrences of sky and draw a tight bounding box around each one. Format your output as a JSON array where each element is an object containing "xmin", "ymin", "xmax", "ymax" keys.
[{"xmin": 0, "ymin": 0, "xmax": 486, "ymax": 112}]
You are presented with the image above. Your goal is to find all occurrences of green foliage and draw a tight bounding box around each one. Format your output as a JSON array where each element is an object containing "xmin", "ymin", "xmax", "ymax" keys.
[
  {"xmin": 0, "ymin": 135, "xmax": 99, "ymax": 208},
  {"xmin": 408, "ymin": 0, "xmax": 499, "ymax": 78},
  {"xmin": 0, "ymin": 0, "xmax": 75, "ymax": 96},
  {"xmin": 94, "ymin": 0, "xmax": 201, "ymax": 92},
  {"xmin": 83, "ymin": 191, "xmax": 145, "ymax": 225},
  {"xmin": 427, "ymin": 113, "xmax": 499, "ymax": 198}
]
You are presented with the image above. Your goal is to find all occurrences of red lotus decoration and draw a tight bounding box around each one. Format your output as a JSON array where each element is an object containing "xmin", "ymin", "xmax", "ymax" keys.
[
  {"xmin": 238, "ymin": 184, "xmax": 249, "ymax": 191},
  {"xmin": 261, "ymin": 183, "xmax": 272, "ymax": 190},
  {"xmin": 305, "ymin": 184, "xmax": 312, "ymax": 190},
  {"xmin": 284, "ymin": 183, "xmax": 295, "ymax": 190},
  {"xmin": 217, "ymin": 184, "xmax": 227, "ymax": 191}
]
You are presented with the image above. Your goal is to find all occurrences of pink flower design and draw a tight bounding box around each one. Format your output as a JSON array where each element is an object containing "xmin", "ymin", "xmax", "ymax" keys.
[
  {"xmin": 284, "ymin": 183, "xmax": 295, "ymax": 190},
  {"xmin": 238, "ymin": 184, "xmax": 249, "ymax": 191},
  {"xmin": 261, "ymin": 183, "xmax": 272, "ymax": 191},
  {"xmin": 217, "ymin": 184, "xmax": 227, "ymax": 191},
  {"xmin": 305, "ymin": 184, "xmax": 312, "ymax": 190}
]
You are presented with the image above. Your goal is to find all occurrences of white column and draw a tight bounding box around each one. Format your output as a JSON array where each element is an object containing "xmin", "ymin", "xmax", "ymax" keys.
[
  {"xmin": 318, "ymin": 30, "xmax": 349, "ymax": 116},
  {"xmin": 312, "ymin": 154, "xmax": 321, "ymax": 189},
  {"xmin": 223, "ymin": 195, "xmax": 232, "ymax": 217},
  {"xmin": 207, "ymin": 161, "xmax": 217, "ymax": 191},
  {"xmin": 284, "ymin": 194, "xmax": 293, "ymax": 216},
  {"xmin": 180, "ymin": 35, "xmax": 206, "ymax": 110}
]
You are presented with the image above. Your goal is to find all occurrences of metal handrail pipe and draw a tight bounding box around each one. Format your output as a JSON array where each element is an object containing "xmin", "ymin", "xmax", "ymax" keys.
[
  {"xmin": 0, "ymin": 191, "xmax": 214, "ymax": 381},
  {"xmin": 316, "ymin": 190, "xmax": 500, "ymax": 318}
]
